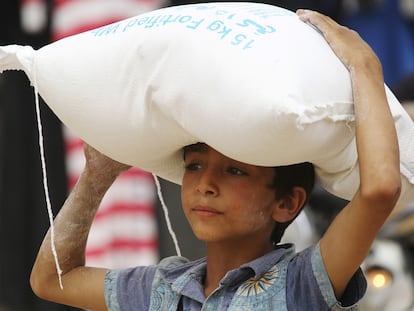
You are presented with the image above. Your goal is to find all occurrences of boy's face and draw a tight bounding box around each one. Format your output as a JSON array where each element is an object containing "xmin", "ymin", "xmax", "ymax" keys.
[{"xmin": 181, "ymin": 144, "xmax": 279, "ymax": 247}]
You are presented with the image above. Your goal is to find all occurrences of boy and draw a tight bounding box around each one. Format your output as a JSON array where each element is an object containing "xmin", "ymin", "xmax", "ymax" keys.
[{"xmin": 30, "ymin": 9, "xmax": 401, "ymax": 310}]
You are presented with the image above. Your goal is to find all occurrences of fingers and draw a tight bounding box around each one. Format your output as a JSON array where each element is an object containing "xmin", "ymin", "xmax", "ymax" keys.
[
  {"xmin": 296, "ymin": 9, "xmax": 380, "ymax": 74},
  {"xmin": 296, "ymin": 9, "xmax": 347, "ymax": 44},
  {"xmin": 296, "ymin": 9, "xmax": 335, "ymax": 26},
  {"xmin": 296, "ymin": 9, "xmax": 338, "ymax": 29}
]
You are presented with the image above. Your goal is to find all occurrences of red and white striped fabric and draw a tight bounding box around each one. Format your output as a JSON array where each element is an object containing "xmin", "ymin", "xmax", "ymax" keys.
[{"xmin": 54, "ymin": 0, "xmax": 165, "ymax": 268}]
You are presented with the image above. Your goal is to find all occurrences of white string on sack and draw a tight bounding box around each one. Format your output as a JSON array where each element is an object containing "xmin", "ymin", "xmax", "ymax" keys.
[
  {"xmin": 33, "ymin": 80, "xmax": 64, "ymax": 290},
  {"xmin": 152, "ymin": 174, "xmax": 181, "ymax": 257}
]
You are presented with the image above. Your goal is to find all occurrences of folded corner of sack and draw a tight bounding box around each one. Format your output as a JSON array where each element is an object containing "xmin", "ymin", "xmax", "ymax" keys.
[{"xmin": 0, "ymin": 44, "xmax": 35, "ymax": 75}]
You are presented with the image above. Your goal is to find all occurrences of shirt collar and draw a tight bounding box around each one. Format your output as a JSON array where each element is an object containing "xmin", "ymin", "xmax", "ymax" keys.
[{"xmin": 160, "ymin": 243, "xmax": 296, "ymax": 291}]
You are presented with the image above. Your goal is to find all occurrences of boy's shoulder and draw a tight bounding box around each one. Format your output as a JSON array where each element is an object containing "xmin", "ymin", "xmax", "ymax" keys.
[{"xmin": 157, "ymin": 255, "xmax": 207, "ymax": 283}]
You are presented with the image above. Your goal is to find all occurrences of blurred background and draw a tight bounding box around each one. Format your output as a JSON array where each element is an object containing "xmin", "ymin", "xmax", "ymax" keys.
[{"xmin": 0, "ymin": 0, "xmax": 413, "ymax": 310}]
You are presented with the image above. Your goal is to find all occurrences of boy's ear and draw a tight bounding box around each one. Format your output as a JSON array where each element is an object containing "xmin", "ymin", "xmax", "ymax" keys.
[{"xmin": 272, "ymin": 187, "xmax": 307, "ymax": 223}]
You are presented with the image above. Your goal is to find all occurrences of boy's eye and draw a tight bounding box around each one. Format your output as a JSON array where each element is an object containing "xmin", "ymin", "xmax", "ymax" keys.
[
  {"xmin": 185, "ymin": 163, "xmax": 201, "ymax": 171},
  {"xmin": 227, "ymin": 167, "xmax": 247, "ymax": 176}
]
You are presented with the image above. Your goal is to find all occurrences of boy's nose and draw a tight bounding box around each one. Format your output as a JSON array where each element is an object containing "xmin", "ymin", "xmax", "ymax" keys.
[{"xmin": 196, "ymin": 170, "xmax": 219, "ymax": 196}]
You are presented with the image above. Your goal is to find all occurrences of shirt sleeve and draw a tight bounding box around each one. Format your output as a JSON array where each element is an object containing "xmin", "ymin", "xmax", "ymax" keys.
[
  {"xmin": 286, "ymin": 243, "xmax": 367, "ymax": 311},
  {"xmin": 104, "ymin": 265, "xmax": 157, "ymax": 311}
]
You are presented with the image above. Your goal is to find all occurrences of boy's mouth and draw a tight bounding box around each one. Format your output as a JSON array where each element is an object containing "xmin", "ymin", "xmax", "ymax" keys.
[{"xmin": 192, "ymin": 205, "xmax": 224, "ymax": 217}]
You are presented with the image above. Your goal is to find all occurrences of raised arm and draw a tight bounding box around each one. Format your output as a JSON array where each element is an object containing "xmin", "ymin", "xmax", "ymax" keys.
[
  {"xmin": 297, "ymin": 10, "xmax": 401, "ymax": 299},
  {"xmin": 30, "ymin": 144, "xmax": 130, "ymax": 310}
]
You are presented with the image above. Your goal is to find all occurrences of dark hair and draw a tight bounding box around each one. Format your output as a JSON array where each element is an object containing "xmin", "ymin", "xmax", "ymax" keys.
[{"xmin": 270, "ymin": 162, "xmax": 315, "ymax": 244}]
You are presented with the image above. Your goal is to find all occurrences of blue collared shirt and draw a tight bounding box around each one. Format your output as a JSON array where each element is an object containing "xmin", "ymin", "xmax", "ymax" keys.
[{"xmin": 105, "ymin": 243, "xmax": 366, "ymax": 310}]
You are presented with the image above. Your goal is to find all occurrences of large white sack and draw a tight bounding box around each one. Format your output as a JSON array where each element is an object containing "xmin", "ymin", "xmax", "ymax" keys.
[{"xmin": 1, "ymin": 2, "xmax": 413, "ymax": 205}]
